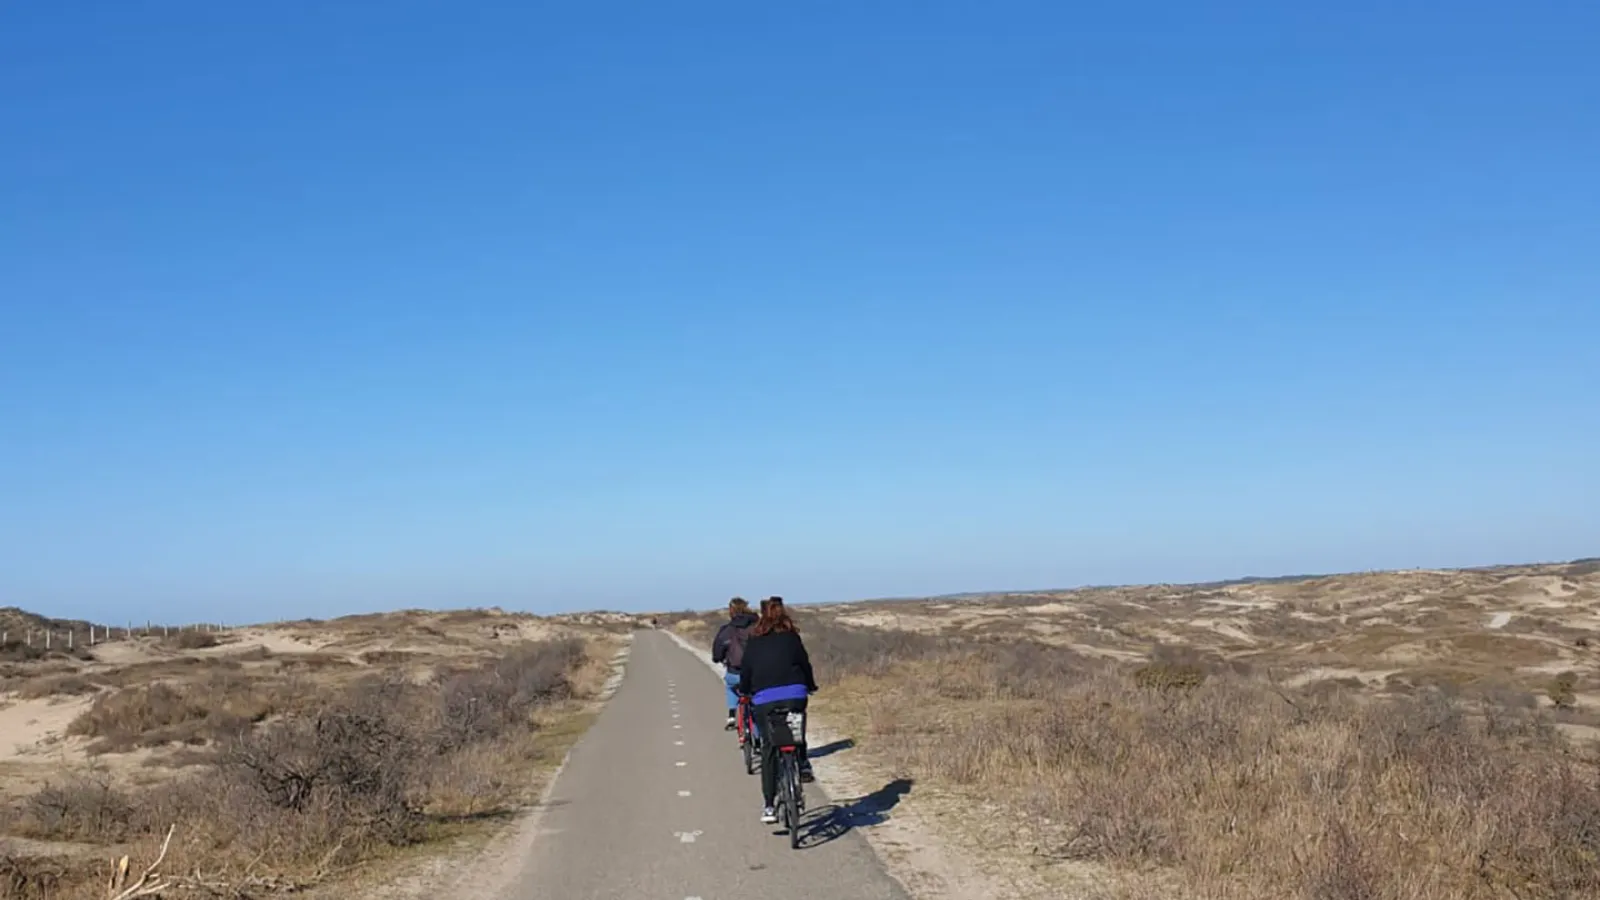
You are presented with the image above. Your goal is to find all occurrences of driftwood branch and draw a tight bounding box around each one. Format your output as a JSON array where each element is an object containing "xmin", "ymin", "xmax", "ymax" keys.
[{"xmin": 108, "ymin": 823, "xmax": 176, "ymax": 899}]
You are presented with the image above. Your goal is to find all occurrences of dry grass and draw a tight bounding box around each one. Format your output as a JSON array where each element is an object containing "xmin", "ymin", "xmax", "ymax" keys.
[
  {"xmin": 0, "ymin": 852, "xmax": 100, "ymax": 900},
  {"xmin": 0, "ymin": 608, "xmax": 622, "ymax": 900},
  {"xmin": 0, "ymin": 645, "xmax": 92, "ymax": 666},
  {"xmin": 160, "ymin": 630, "xmax": 221, "ymax": 651},
  {"xmin": 63, "ymin": 673, "xmax": 296, "ymax": 756},
  {"xmin": 822, "ymin": 562, "xmax": 1600, "ymax": 694},
  {"xmin": 715, "ymin": 564, "xmax": 1600, "ymax": 900}
]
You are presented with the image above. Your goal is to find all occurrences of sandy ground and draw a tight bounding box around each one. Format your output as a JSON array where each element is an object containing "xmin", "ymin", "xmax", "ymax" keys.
[
  {"xmin": 823, "ymin": 562, "xmax": 1600, "ymax": 710},
  {"xmin": 207, "ymin": 629, "xmax": 330, "ymax": 655},
  {"xmin": 0, "ymin": 694, "xmax": 91, "ymax": 762}
]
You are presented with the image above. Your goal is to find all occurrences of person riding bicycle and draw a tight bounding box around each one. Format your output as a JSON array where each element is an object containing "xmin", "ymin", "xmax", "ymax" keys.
[
  {"xmin": 737, "ymin": 596, "xmax": 818, "ymax": 823},
  {"xmin": 711, "ymin": 597, "xmax": 758, "ymax": 729}
]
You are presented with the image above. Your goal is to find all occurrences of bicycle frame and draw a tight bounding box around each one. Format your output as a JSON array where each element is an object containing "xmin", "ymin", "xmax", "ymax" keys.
[{"xmin": 736, "ymin": 695, "xmax": 755, "ymax": 745}]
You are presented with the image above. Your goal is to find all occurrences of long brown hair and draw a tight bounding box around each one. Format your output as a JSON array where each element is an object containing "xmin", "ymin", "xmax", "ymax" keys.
[{"xmin": 752, "ymin": 596, "xmax": 796, "ymax": 637}]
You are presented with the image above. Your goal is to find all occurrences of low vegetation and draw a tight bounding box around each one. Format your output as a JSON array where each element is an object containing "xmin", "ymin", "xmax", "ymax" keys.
[
  {"xmin": 66, "ymin": 673, "xmax": 285, "ymax": 755},
  {"xmin": 685, "ymin": 569, "xmax": 1600, "ymax": 900},
  {"xmin": 825, "ymin": 621, "xmax": 1600, "ymax": 900},
  {"xmin": 0, "ymin": 615, "xmax": 616, "ymax": 900}
]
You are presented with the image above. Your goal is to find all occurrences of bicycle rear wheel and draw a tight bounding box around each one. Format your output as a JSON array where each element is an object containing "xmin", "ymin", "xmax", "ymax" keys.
[
  {"xmin": 777, "ymin": 753, "xmax": 795, "ymax": 833},
  {"xmin": 784, "ymin": 754, "xmax": 802, "ymax": 849}
]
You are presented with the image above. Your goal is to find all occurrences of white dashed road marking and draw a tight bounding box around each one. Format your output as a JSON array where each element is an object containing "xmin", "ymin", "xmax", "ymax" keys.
[
  {"xmin": 675, "ymin": 830, "xmax": 702, "ymax": 843},
  {"xmin": 678, "ymin": 790, "xmax": 691, "ymax": 797},
  {"xmin": 675, "ymin": 761, "xmax": 687, "ymax": 767}
]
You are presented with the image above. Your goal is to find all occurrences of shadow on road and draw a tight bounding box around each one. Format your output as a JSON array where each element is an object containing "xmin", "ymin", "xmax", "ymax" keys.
[
  {"xmin": 809, "ymin": 738, "xmax": 855, "ymax": 759},
  {"xmin": 795, "ymin": 778, "xmax": 914, "ymax": 849}
]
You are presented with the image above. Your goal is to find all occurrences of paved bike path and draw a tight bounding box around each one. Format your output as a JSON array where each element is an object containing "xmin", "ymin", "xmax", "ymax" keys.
[{"xmin": 504, "ymin": 629, "xmax": 910, "ymax": 899}]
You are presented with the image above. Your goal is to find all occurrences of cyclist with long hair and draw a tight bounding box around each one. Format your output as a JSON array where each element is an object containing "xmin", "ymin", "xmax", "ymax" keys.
[{"xmin": 737, "ymin": 596, "xmax": 818, "ymax": 823}]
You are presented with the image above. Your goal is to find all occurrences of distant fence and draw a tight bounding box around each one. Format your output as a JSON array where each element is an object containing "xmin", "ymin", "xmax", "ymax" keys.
[{"xmin": 0, "ymin": 621, "xmax": 235, "ymax": 651}]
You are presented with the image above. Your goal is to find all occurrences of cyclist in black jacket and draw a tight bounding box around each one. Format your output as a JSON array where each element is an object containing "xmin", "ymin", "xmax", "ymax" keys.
[
  {"xmin": 711, "ymin": 598, "xmax": 758, "ymax": 729},
  {"xmin": 738, "ymin": 596, "xmax": 817, "ymax": 823}
]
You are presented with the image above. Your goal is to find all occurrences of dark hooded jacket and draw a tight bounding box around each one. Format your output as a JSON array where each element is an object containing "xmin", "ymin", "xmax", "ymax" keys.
[{"xmin": 711, "ymin": 612, "xmax": 758, "ymax": 672}]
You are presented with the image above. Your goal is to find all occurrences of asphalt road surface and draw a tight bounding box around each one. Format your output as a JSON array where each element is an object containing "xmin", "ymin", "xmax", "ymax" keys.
[{"xmin": 504, "ymin": 629, "xmax": 911, "ymax": 900}]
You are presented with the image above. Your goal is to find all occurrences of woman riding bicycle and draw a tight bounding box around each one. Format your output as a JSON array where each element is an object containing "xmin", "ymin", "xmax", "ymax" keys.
[{"xmin": 737, "ymin": 596, "xmax": 818, "ymax": 824}]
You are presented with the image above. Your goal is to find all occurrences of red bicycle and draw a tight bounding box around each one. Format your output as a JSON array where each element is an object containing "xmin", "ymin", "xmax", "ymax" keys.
[{"xmin": 735, "ymin": 693, "xmax": 761, "ymax": 775}]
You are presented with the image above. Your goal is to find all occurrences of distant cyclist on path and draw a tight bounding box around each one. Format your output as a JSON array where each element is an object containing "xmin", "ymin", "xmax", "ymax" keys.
[
  {"xmin": 711, "ymin": 597, "xmax": 758, "ymax": 729},
  {"xmin": 738, "ymin": 596, "xmax": 818, "ymax": 823}
]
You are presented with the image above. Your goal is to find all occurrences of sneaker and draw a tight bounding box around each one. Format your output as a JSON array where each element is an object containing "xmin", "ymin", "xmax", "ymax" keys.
[
  {"xmin": 760, "ymin": 806, "xmax": 778, "ymax": 824},
  {"xmin": 800, "ymin": 764, "xmax": 815, "ymax": 783},
  {"xmin": 725, "ymin": 715, "xmax": 736, "ymax": 730}
]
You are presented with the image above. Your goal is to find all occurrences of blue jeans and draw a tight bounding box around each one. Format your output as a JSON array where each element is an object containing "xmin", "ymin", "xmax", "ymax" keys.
[{"xmin": 724, "ymin": 671, "xmax": 760, "ymax": 739}]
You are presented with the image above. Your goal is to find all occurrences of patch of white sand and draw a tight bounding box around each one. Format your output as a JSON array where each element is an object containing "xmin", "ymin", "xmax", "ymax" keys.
[{"xmin": 0, "ymin": 695, "xmax": 93, "ymax": 762}]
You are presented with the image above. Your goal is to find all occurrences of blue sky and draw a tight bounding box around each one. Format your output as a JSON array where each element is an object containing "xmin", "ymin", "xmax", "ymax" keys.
[{"xmin": 2, "ymin": 2, "xmax": 1596, "ymax": 622}]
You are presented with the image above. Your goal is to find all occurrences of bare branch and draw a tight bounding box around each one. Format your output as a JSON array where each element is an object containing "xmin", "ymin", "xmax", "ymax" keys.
[{"xmin": 109, "ymin": 823, "xmax": 175, "ymax": 900}]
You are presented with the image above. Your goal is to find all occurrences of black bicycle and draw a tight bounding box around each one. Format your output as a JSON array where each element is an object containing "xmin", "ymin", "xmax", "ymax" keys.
[{"xmin": 766, "ymin": 706, "xmax": 807, "ymax": 848}]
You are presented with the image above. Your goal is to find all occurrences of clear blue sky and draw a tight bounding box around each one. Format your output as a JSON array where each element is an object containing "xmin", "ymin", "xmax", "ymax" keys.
[{"xmin": 2, "ymin": 2, "xmax": 1596, "ymax": 623}]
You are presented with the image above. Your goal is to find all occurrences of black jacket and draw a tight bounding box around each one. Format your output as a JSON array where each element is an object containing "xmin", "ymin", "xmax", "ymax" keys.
[
  {"xmin": 738, "ymin": 630, "xmax": 818, "ymax": 699},
  {"xmin": 711, "ymin": 613, "xmax": 758, "ymax": 670}
]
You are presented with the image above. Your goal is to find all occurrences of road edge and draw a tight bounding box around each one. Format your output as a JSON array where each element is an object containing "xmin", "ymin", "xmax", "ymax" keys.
[{"xmin": 356, "ymin": 634, "xmax": 637, "ymax": 900}]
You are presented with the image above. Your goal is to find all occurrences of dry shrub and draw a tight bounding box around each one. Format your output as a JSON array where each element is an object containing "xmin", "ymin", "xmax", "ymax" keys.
[
  {"xmin": 0, "ymin": 642, "xmax": 91, "ymax": 664},
  {"xmin": 436, "ymin": 638, "xmax": 583, "ymax": 750},
  {"xmin": 164, "ymin": 630, "xmax": 220, "ymax": 650},
  {"xmin": 233, "ymin": 645, "xmax": 273, "ymax": 662},
  {"xmin": 816, "ymin": 612, "xmax": 1600, "ymax": 900},
  {"xmin": 12, "ymin": 674, "xmax": 100, "ymax": 699},
  {"xmin": 1131, "ymin": 643, "xmax": 1215, "ymax": 692},
  {"xmin": 9, "ymin": 775, "xmax": 133, "ymax": 842},
  {"xmin": 224, "ymin": 680, "xmax": 426, "ymax": 855},
  {"xmin": 1547, "ymin": 671, "xmax": 1578, "ymax": 709},
  {"xmin": 0, "ymin": 852, "xmax": 100, "ymax": 900},
  {"xmin": 417, "ymin": 740, "xmax": 518, "ymax": 819},
  {"xmin": 1132, "ymin": 662, "xmax": 1206, "ymax": 691},
  {"xmin": 96, "ymin": 654, "xmax": 239, "ymax": 682},
  {"xmin": 273, "ymin": 653, "xmax": 358, "ymax": 674},
  {"xmin": 359, "ymin": 649, "xmax": 413, "ymax": 666},
  {"xmin": 67, "ymin": 673, "xmax": 280, "ymax": 754},
  {"xmin": 801, "ymin": 619, "xmax": 950, "ymax": 677},
  {"xmin": 3, "ymin": 637, "xmax": 601, "ymax": 888}
]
